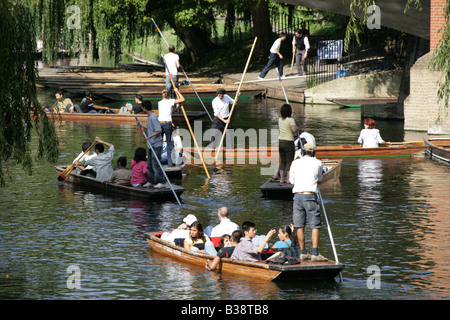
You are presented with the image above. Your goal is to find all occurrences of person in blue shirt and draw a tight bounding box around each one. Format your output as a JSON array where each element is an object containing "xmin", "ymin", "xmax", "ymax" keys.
[{"xmin": 272, "ymin": 225, "xmax": 294, "ymax": 249}]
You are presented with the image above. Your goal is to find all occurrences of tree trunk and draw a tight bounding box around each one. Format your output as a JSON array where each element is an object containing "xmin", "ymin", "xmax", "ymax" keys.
[
  {"xmin": 164, "ymin": 18, "xmax": 212, "ymax": 64},
  {"xmin": 251, "ymin": 0, "xmax": 272, "ymax": 62}
]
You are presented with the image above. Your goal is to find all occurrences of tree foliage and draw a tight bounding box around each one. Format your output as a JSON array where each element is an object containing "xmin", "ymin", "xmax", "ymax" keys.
[{"xmin": 0, "ymin": 0, "xmax": 59, "ymax": 186}]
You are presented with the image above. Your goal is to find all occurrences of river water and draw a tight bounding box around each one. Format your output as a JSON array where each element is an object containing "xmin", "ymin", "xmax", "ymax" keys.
[{"xmin": 0, "ymin": 87, "xmax": 449, "ymax": 301}]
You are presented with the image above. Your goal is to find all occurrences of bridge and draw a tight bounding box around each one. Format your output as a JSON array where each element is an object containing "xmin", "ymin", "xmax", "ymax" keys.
[{"xmin": 275, "ymin": 0, "xmax": 430, "ymax": 40}]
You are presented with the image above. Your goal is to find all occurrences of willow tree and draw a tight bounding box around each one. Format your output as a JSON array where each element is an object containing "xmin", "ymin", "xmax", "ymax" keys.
[{"xmin": 0, "ymin": 0, "xmax": 59, "ymax": 186}]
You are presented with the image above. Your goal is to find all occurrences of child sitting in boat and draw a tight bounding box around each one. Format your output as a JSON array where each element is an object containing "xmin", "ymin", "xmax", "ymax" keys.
[
  {"xmin": 205, "ymin": 230, "xmax": 243, "ymax": 271},
  {"xmin": 230, "ymin": 221, "xmax": 276, "ymax": 262},
  {"xmin": 107, "ymin": 156, "xmax": 131, "ymax": 185},
  {"xmin": 184, "ymin": 221, "xmax": 210, "ymax": 252}
]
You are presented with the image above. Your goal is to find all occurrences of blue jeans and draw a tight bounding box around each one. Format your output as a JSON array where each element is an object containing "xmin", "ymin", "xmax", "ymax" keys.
[
  {"xmin": 147, "ymin": 146, "xmax": 164, "ymax": 185},
  {"xmin": 259, "ymin": 53, "xmax": 283, "ymax": 79},
  {"xmin": 165, "ymin": 75, "xmax": 178, "ymax": 97},
  {"xmin": 160, "ymin": 122, "xmax": 174, "ymax": 166}
]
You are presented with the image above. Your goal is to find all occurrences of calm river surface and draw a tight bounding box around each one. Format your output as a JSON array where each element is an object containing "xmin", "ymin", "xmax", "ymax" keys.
[{"xmin": 0, "ymin": 87, "xmax": 449, "ymax": 301}]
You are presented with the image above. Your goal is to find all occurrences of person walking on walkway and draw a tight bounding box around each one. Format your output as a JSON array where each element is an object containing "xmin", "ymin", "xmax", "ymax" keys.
[
  {"xmin": 258, "ymin": 33, "xmax": 287, "ymax": 80},
  {"xmin": 292, "ymin": 29, "xmax": 310, "ymax": 76}
]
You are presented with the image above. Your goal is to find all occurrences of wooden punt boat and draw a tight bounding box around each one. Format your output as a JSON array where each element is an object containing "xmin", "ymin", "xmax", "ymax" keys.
[
  {"xmin": 315, "ymin": 142, "xmax": 427, "ymax": 158},
  {"xmin": 260, "ymin": 159, "xmax": 342, "ymax": 200},
  {"xmin": 145, "ymin": 232, "xmax": 344, "ymax": 281},
  {"xmin": 424, "ymin": 137, "xmax": 450, "ymax": 162},
  {"xmin": 183, "ymin": 142, "xmax": 426, "ymax": 165},
  {"xmin": 41, "ymin": 110, "xmax": 207, "ymax": 126},
  {"xmin": 327, "ymin": 97, "xmax": 398, "ymax": 108},
  {"xmin": 55, "ymin": 165, "xmax": 185, "ymax": 201}
]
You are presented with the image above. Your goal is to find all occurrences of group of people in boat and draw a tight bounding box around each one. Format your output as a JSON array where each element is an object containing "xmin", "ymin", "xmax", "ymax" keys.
[
  {"xmin": 72, "ymin": 130, "xmax": 183, "ymax": 188},
  {"xmin": 159, "ymin": 206, "xmax": 329, "ymax": 270}
]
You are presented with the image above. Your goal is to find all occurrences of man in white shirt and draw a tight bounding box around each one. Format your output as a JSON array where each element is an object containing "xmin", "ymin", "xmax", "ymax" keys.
[
  {"xmin": 210, "ymin": 207, "xmax": 239, "ymax": 237},
  {"xmin": 209, "ymin": 88, "xmax": 236, "ymax": 148},
  {"xmin": 258, "ymin": 32, "xmax": 287, "ymax": 80},
  {"xmin": 292, "ymin": 29, "xmax": 310, "ymax": 76},
  {"xmin": 289, "ymin": 143, "xmax": 328, "ymax": 262},
  {"xmin": 163, "ymin": 45, "xmax": 180, "ymax": 97}
]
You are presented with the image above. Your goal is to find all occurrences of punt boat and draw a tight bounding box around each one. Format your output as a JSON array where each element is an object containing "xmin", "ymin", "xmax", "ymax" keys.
[
  {"xmin": 145, "ymin": 231, "xmax": 344, "ymax": 281},
  {"xmin": 327, "ymin": 97, "xmax": 398, "ymax": 108},
  {"xmin": 41, "ymin": 110, "xmax": 207, "ymax": 126},
  {"xmin": 424, "ymin": 137, "xmax": 450, "ymax": 162},
  {"xmin": 55, "ymin": 165, "xmax": 185, "ymax": 201},
  {"xmin": 260, "ymin": 159, "xmax": 342, "ymax": 200},
  {"xmin": 183, "ymin": 142, "xmax": 427, "ymax": 163},
  {"xmin": 315, "ymin": 141, "xmax": 427, "ymax": 158}
]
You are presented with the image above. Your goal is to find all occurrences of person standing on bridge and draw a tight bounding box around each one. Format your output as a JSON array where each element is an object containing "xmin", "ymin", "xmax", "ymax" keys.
[
  {"xmin": 292, "ymin": 28, "xmax": 310, "ymax": 76},
  {"xmin": 258, "ymin": 33, "xmax": 287, "ymax": 80}
]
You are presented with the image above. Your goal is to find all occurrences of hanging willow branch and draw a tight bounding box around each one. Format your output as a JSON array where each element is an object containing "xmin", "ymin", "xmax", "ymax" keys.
[{"xmin": 0, "ymin": 0, "xmax": 59, "ymax": 186}]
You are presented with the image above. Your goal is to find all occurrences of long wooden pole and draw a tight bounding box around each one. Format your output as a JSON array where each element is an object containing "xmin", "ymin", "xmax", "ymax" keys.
[
  {"xmin": 151, "ymin": 18, "xmax": 213, "ymax": 122},
  {"xmin": 135, "ymin": 117, "xmax": 182, "ymax": 206},
  {"xmin": 290, "ymin": 49, "xmax": 295, "ymax": 74},
  {"xmin": 162, "ymin": 57, "xmax": 210, "ymax": 179},
  {"xmin": 214, "ymin": 37, "xmax": 257, "ymax": 161}
]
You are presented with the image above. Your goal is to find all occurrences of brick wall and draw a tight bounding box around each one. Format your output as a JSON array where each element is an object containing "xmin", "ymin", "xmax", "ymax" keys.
[
  {"xmin": 404, "ymin": 52, "xmax": 450, "ymax": 133},
  {"xmin": 430, "ymin": 0, "xmax": 447, "ymax": 51}
]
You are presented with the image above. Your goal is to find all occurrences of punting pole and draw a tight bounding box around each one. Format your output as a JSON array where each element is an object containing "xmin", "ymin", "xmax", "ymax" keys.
[
  {"xmin": 162, "ymin": 57, "xmax": 210, "ymax": 179},
  {"xmin": 276, "ymin": 68, "xmax": 289, "ymax": 104},
  {"xmin": 135, "ymin": 117, "xmax": 182, "ymax": 206},
  {"xmin": 290, "ymin": 49, "xmax": 295, "ymax": 74},
  {"xmin": 214, "ymin": 37, "xmax": 257, "ymax": 161},
  {"xmin": 151, "ymin": 18, "xmax": 213, "ymax": 122},
  {"xmin": 317, "ymin": 187, "xmax": 343, "ymax": 281}
]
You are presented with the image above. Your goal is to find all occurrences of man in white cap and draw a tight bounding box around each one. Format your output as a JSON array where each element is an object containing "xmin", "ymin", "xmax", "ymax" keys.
[{"xmin": 289, "ymin": 143, "xmax": 328, "ymax": 261}]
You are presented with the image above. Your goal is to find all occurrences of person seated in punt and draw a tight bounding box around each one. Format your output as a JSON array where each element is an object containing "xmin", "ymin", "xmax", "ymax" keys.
[
  {"xmin": 271, "ymin": 225, "xmax": 294, "ymax": 249},
  {"xmin": 184, "ymin": 221, "xmax": 210, "ymax": 252},
  {"xmin": 79, "ymin": 90, "xmax": 110, "ymax": 113},
  {"xmin": 205, "ymin": 230, "xmax": 243, "ymax": 271},
  {"xmin": 54, "ymin": 91, "xmax": 82, "ymax": 113},
  {"xmin": 107, "ymin": 156, "xmax": 131, "ymax": 185},
  {"xmin": 230, "ymin": 221, "xmax": 276, "ymax": 262},
  {"xmin": 160, "ymin": 214, "xmax": 197, "ymax": 244},
  {"xmin": 119, "ymin": 93, "xmax": 144, "ymax": 114},
  {"xmin": 73, "ymin": 141, "xmax": 97, "ymax": 177},
  {"xmin": 76, "ymin": 137, "xmax": 115, "ymax": 182},
  {"xmin": 204, "ymin": 206, "xmax": 239, "ymax": 238},
  {"xmin": 130, "ymin": 147, "xmax": 148, "ymax": 187},
  {"xmin": 358, "ymin": 118, "xmax": 388, "ymax": 148}
]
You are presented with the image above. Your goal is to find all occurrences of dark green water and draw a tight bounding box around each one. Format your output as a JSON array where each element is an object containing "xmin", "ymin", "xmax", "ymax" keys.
[{"xmin": 0, "ymin": 87, "xmax": 448, "ymax": 300}]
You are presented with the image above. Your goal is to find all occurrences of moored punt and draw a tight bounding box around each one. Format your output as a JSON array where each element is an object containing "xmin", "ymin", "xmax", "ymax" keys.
[
  {"xmin": 260, "ymin": 159, "xmax": 342, "ymax": 200},
  {"xmin": 38, "ymin": 110, "xmax": 207, "ymax": 126},
  {"xmin": 326, "ymin": 97, "xmax": 398, "ymax": 108},
  {"xmin": 315, "ymin": 142, "xmax": 427, "ymax": 158},
  {"xmin": 424, "ymin": 137, "xmax": 450, "ymax": 162},
  {"xmin": 55, "ymin": 165, "xmax": 185, "ymax": 201},
  {"xmin": 145, "ymin": 232, "xmax": 344, "ymax": 281},
  {"xmin": 183, "ymin": 143, "xmax": 427, "ymax": 164}
]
